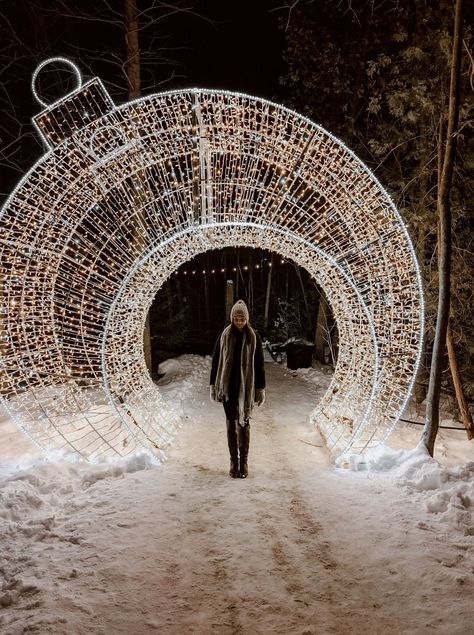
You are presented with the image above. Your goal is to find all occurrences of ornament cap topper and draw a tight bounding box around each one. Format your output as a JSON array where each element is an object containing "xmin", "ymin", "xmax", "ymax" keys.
[{"xmin": 32, "ymin": 57, "xmax": 115, "ymax": 148}]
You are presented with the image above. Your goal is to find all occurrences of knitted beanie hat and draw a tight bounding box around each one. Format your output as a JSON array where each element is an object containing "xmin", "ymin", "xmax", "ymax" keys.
[{"xmin": 230, "ymin": 299, "xmax": 249, "ymax": 322}]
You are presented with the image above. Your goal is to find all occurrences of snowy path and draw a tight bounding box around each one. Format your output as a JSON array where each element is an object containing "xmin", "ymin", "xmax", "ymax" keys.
[{"xmin": 0, "ymin": 360, "xmax": 473, "ymax": 634}]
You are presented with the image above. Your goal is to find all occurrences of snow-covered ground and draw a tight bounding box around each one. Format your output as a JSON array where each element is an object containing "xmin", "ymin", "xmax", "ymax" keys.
[{"xmin": 0, "ymin": 356, "xmax": 473, "ymax": 634}]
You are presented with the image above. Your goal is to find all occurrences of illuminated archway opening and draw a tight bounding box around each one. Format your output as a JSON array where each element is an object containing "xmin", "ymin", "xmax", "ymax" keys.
[
  {"xmin": 148, "ymin": 246, "xmax": 331, "ymax": 370},
  {"xmin": 0, "ymin": 59, "xmax": 424, "ymax": 460}
]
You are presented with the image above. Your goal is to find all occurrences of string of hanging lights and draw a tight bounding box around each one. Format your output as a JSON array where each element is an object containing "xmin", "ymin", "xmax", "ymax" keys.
[
  {"xmin": 0, "ymin": 58, "xmax": 424, "ymax": 460},
  {"xmin": 179, "ymin": 260, "xmax": 276, "ymax": 275}
]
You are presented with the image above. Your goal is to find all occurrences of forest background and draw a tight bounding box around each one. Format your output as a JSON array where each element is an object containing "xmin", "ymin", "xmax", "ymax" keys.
[{"xmin": 0, "ymin": 0, "xmax": 472, "ymax": 411}]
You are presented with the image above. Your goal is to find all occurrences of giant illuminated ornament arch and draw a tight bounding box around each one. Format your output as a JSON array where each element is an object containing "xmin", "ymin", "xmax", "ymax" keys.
[{"xmin": 0, "ymin": 58, "xmax": 424, "ymax": 460}]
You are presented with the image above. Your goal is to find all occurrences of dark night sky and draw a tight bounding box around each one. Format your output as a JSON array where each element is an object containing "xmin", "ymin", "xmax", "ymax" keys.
[
  {"xmin": 164, "ymin": 0, "xmax": 284, "ymax": 98},
  {"xmin": 0, "ymin": 0, "xmax": 286, "ymax": 197},
  {"xmin": 2, "ymin": 0, "xmax": 285, "ymax": 105}
]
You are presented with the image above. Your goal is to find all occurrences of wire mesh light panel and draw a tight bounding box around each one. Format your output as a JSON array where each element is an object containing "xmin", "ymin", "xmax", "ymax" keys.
[{"xmin": 0, "ymin": 59, "xmax": 424, "ymax": 460}]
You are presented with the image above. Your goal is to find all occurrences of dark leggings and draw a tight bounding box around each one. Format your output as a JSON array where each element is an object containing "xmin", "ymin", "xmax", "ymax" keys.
[{"xmin": 223, "ymin": 400, "xmax": 249, "ymax": 426}]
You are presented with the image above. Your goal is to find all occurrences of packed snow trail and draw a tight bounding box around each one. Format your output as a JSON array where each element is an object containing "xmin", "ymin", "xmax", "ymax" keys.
[{"xmin": 0, "ymin": 359, "xmax": 473, "ymax": 634}]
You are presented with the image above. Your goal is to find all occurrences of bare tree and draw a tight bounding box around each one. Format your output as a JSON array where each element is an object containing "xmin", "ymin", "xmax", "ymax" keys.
[
  {"xmin": 423, "ymin": 0, "xmax": 464, "ymax": 455},
  {"xmin": 124, "ymin": 0, "xmax": 141, "ymax": 99},
  {"xmin": 447, "ymin": 321, "xmax": 474, "ymax": 439},
  {"xmin": 0, "ymin": 1, "xmax": 208, "ymax": 201}
]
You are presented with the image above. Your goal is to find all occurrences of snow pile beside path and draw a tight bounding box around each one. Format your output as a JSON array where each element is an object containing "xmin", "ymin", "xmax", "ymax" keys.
[
  {"xmin": 343, "ymin": 443, "xmax": 426, "ymax": 472},
  {"xmin": 157, "ymin": 354, "xmax": 210, "ymax": 415},
  {"xmin": 0, "ymin": 451, "xmax": 157, "ymax": 523},
  {"xmin": 290, "ymin": 362, "xmax": 334, "ymax": 381},
  {"xmin": 0, "ymin": 450, "xmax": 160, "ymax": 492},
  {"xmin": 397, "ymin": 455, "xmax": 474, "ymax": 536},
  {"xmin": 79, "ymin": 451, "xmax": 159, "ymax": 488},
  {"xmin": 0, "ymin": 449, "xmax": 159, "ymax": 625},
  {"xmin": 0, "ymin": 355, "xmax": 210, "ymax": 484},
  {"xmin": 0, "ymin": 447, "xmax": 72, "ymax": 484},
  {"xmin": 346, "ymin": 444, "xmax": 474, "ymax": 535}
]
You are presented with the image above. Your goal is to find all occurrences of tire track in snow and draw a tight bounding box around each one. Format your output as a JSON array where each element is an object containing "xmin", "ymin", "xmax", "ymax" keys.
[{"xmin": 246, "ymin": 399, "xmax": 354, "ymax": 633}]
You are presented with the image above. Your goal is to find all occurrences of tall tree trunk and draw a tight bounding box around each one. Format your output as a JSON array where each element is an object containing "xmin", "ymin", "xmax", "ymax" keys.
[
  {"xmin": 124, "ymin": 0, "xmax": 152, "ymax": 372},
  {"xmin": 447, "ymin": 320, "xmax": 474, "ymax": 439},
  {"xmin": 422, "ymin": 0, "xmax": 463, "ymax": 455},
  {"xmin": 413, "ymin": 139, "xmax": 434, "ymax": 405},
  {"xmin": 124, "ymin": 0, "xmax": 141, "ymax": 99}
]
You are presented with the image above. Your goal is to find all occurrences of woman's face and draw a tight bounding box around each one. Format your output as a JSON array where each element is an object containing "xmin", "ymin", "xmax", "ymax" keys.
[{"xmin": 233, "ymin": 315, "xmax": 247, "ymax": 330}]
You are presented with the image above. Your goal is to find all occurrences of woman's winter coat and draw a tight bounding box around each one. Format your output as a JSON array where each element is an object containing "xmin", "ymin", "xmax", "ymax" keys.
[{"xmin": 210, "ymin": 323, "xmax": 265, "ymax": 420}]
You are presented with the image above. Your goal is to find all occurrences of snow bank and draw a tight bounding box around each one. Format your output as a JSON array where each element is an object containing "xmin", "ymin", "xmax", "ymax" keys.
[
  {"xmin": 0, "ymin": 448, "xmax": 160, "ymax": 628},
  {"xmin": 157, "ymin": 354, "xmax": 211, "ymax": 417},
  {"xmin": 397, "ymin": 455, "xmax": 474, "ymax": 536},
  {"xmin": 0, "ymin": 450, "xmax": 158, "ymax": 526},
  {"xmin": 0, "ymin": 355, "xmax": 473, "ymax": 634},
  {"xmin": 340, "ymin": 443, "xmax": 427, "ymax": 472},
  {"xmin": 342, "ymin": 444, "xmax": 474, "ymax": 536},
  {"xmin": 290, "ymin": 361, "xmax": 334, "ymax": 380}
]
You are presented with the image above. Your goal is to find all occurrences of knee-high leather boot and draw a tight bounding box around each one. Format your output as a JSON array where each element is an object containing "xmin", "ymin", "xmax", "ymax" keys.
[
  {"xmin": 237, "ymin": 422, "xmax": 250, "ymax": 478},
  {"xmin": 226, "ymin": 419, "xmax": 239, "ymax": 478}
]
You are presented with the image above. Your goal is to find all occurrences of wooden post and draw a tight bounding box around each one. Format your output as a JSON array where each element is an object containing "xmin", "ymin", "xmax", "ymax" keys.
[
  {"xmin": 225, "ymin": 280, "xmax": 234, "ymax": 322},
  {"xmin": 143, "ymin": 313, "xmax": 152, "ymax": 375},
  {"xmin": 294, "ymin": 263, "xmax": 311, "ymax": 336},
  {"xmin": 235, "ymin": 250, "xmax": 240, "ymax": 299},
  {"xmin": 166, "ymin": 277, "xmax": 174, "ymax": 323},
  {"xmin": 314, "ymin": 292, "xmax": 328, "ymax": 364},
  {"xmin": 263, "ymin": 254, "xmax": 273, "ymax": 333},
  {"xmin": 248, "ymin": 250, "xmax": 254, "ymax": 314},
  {"xmin": 204, "ymin": 255, "xmax": 210, "ymax": 324}
]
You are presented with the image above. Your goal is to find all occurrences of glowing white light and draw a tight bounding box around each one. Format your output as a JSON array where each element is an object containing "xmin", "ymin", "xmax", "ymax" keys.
[
  {"xmin": 0, "ymin": 59, "xmax": 424, "ymax": 460},
  {"xmin": 31, "ymin": 57, "xmax": 83, "ymax": 108}
]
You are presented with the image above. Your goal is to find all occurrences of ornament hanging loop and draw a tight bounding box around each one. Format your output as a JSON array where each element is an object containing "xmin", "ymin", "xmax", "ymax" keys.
[{"xmin": 31, "ymin": 57, "xmax": 83, "ymax": 109}]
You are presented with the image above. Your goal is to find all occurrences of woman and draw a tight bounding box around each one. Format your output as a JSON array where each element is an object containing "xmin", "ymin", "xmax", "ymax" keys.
[{"xmin": 210, "ymin": 299, "xmax": 265, "ymax": 478}]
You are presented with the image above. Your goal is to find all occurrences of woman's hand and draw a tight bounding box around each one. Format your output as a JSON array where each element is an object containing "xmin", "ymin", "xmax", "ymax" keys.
[
  {"xmin": 210, "ymin": 385, "xmax": 216, "ymax": 402},
  {"xmin": 255, "ymin": 388, "xmax": 265, "ymax": 406}
]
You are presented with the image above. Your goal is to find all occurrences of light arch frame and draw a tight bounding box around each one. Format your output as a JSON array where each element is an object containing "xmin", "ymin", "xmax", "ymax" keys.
[
  {"xmin": 101, "ymin": 221, "xmax": 381, "ymax": 457},
  {"xmin": 0, "ymin": 60, "xmax": 425, "ymax": 460}
]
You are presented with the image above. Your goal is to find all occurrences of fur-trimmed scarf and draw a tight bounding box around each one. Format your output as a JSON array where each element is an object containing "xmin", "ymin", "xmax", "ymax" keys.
[{"xmin": 214, "ymin": 324, "xmax": 257, "ymax": 420}]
